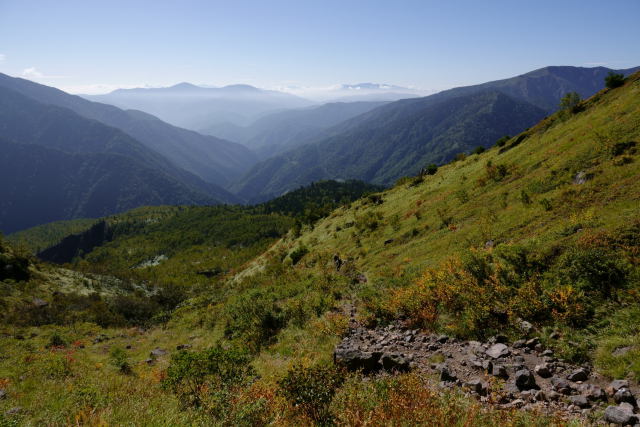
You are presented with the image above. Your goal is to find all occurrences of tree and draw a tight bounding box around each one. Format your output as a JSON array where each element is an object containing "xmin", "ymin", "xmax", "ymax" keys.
[
  {"xmin": 472, "ymin": 146, "xmax": 485, "ymax": 155},
  {"xmin": 425, "ymin": 164, "xmax": 438, "ymax": 175},
  {"xmin": 496, "ymin": 135, "xmax": 511, "ymax": 147},
  {"xmin": 559, "ymin": 92, "xmax": 582, "ymax": 113},
  {"xmin": 605, "ymin": 72, "xmax": 625, "ymax": 89}
]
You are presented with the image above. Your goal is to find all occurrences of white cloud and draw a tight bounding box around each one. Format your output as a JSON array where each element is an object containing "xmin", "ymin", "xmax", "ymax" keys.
[
  {"xmin": 0, "ymin": 54, "xmax": 5, "ymax": 62},
  {"xmin": 22, "ymin": 67, "xmax": 44, "ymax": 78},
  {"xmin": 59, "ymin": 83, "xmax": 148, "ymax": 95}
]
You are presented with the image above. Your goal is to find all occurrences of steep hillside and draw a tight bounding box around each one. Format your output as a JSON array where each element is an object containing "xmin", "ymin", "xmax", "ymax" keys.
[
  {"xmin": 203, "ymin": 101, "xmax": 387, "ymax": 159},
  {"xmin": 233, "ymin": 90, "xmax": 546, "ymax": 201},
  {"xmin": 87, "ymin": 82, "xmax": 314, "ymax": 130},
  {"xmin": 232, "ymin": 66, "xmax": 639, "ymax": 201},
  {"xmin": 0, "ymin": 73, "xmax": 257, "ymax": 187}
]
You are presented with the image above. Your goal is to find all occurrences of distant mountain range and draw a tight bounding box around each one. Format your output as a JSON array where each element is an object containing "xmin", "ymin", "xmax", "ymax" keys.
[
  {"xmin": 0, "ymin": 73, "xmax": 257, "ymax": 188},
  {"xmin": 231, "ymin": 66, "xmax": 640, "ymax": 201},
  {"xmin": 202, "ymin": 101, "xmax": 388, "ymax": 159},
  {"xmin": 0, "ymin": 74, "xmax": 255, "ymax": 233},
  {"xmin": 85, "ymin": 83, "xmax": 314, "ymax": 130}
]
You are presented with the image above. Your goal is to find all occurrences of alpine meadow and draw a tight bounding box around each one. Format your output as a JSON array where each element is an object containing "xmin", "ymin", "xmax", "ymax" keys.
[{"xmin": 1, "ymin": 1, "xmax": 639, "ymax": 426}]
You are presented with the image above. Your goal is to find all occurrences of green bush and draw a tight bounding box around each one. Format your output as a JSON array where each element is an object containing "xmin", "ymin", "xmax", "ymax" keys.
[
  {"xmin": 278, "ymin": 364, "xmax": 346, "ymax": 423},
  {"xmin": 555, "ymin": 247, "xmax": 629, "ymax": 299},
  {"xmin": 472, "ymin": 146, "xmax": 485, "ymax": 155},
  {"xmin": 605, "ymin": 72, "xmax": 625, "ymax": 89},
  {"xmin": 162, "ymin": 345, "xmax": 255, "ymax": 413},
  {"xmin": 109, "ymin": 346, "xmax": 132, "ymax": 374},
  {"xmin": 496, "ymin": 135, "xmax": 511, "ymax": 147},
  {"xmin": 289, "ymin": 246, "xmax": 309, "ymax": 265},
  {"xmin": 425, "ymin": 164, "xmax": 438, "ymax": 175},
  {"xmin": 559, "ymin": 92, "xmax": 582, "ymax": 114}
]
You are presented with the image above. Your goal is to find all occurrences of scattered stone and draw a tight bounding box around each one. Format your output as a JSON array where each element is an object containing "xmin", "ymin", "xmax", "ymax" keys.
[
  {"xmin": 534, "ymin": 390, "xmax": 547, "ymax": 402},
  {"xmin": 613, "ymin": 388, "xmax": 636, "ymax": 405},
  {"xmin": 525, "ymin": 338, "xmax": 540, "ymax": 349},
  {"xmin": 515, "ymin": 368, "xmax": 538, "ymax": 391},
  {"xmin": 380, "ymin": 353, "xmax": 411, "ymax": 372},
  {"xmin": 513, "ymin": 339, "xmax": 526, "ymax": 349},
  {"xmin": 519, "ymin": 320, "xmax": 533, "ymax": 334},
  {"xmin": 436, "ymin": 335, "xmax": 449, "ymax": 343},
  {"xmin": 612, "ymin": 346, "xmax": 632, "ymax": 357},
  {"xmin": 466, "ymin": 378, "xmax": 488, "ymax": 396},
  {"xmin": 32, "ymin": 297, "xmax": 48, "ymax": 308},
  {"xmin": 580, "ymin": 384, "xmax": 606, "ymax": 401},
  {"xmin": 551, "ymin": 377, "xmax": 573, "ymax": 395},
  {"xmin": 541, "ymin": 349, "xmax": 554, "ymax": 357},
  {"xmin": 150, "ymin": 348, "xmax": 167, "ymax": 358},
  {"xmin": 534, "ymin": 363, "xmax": 552, "ymax": 378},
  {"xmin": 604, "ymin": 404, "xmax": 638, "ymax": 425},
  {"xmin": 567, "ymin": 368, "xmax": 589, "ymax": 382},
  {"xmin": 570, "ymin": 395, "xmax": 590, "ymax": 408},
  {"xmin": 176, "ymin": 344, "xmax": 192, "ymax": 350},
  {"xmin": 608, "ymin": 380, "xmax": 630, "ymax": 395},
  {"xmin": 5, "ymin": 407, "xmax": 21, "ymax": 415},
  {"xmin": 438, "ymin": 364, "xmax": 457, "ymax": 382},
  {"xmin": 491, "ymin": 364, "xmax": 508, "ymax": 379},
  {"xmin": 0, "ymin": 389, "xmax": 6, "ymax": 400},
  {"xmin": 573, "ymin": 171, "xmax": 589, "ymax": 185},
  {"xmin": 335, "ymin": 347, "xmax": 381, "ymax": 373},
  {"xmin": 549, "ymin": 331, "xmax": 561, "ymax": 340},
  {"xmin": 486, "ymin": 343, "xmax": 510, "ymax": 359}
]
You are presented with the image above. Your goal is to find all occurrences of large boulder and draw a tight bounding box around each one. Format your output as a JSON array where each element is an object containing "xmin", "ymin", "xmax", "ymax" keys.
[
  {"xmin": 379, "ymin": 352, "xmax": 411, "ymax": 373},
  {"xmin": 334, "ymin": 346, "xmax": 381, "ymax": 373},
  {"xmin": 604, "ymin": 404, "xmax": 638, "ymax": 425},
  {"xmin": 515, "ymin": 368, "xmax": 538, "ymax": 391},
  {"xmin": 486, "ymin": 343, "xmax": 510, "ymax": 359}
]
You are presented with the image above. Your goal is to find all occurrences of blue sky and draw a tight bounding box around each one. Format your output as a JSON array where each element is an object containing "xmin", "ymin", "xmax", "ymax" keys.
[{"xmin": 0, "ymin": 0, "xmax": 639, "ymax": 95}]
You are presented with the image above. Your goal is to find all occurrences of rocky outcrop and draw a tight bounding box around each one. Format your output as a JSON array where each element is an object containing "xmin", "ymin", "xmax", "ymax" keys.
[{"xmin": 334, "ymin": 322, "xmax": 639, "ymax": 422}]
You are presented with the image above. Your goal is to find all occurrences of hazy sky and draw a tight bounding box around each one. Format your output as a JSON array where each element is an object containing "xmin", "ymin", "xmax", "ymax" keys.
[{"xmin": 1, "ymin": 0, "xmax": 639, "ymax": 95}]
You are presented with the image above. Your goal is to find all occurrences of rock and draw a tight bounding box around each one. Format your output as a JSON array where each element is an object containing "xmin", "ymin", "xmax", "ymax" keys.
[
  {"xmin": 383, "ymin": 239, "xmax": 394, "ymax": 245},
  {"xmin": 519, "ymin": 320, "xmax": 533, "ymax": 333},
  {"xmin": 32, "ymin": 297, "xmax": 48, "ymax": 308},
  {"xmin": 150, "ymin": 348, "xmax": 167, "ymax": 358},
  {"xmin": 534, "ymin": 363, "xmax": 552, "ymax": 378},
  {"xmin": 466, "ymin": 378, "xmax": 488, "ymax": 396},
  {"xmin": 549, "ymin": 331, "xmax": 561, "ymax": 340},
  {"xmin": 491, "ymin": 364, "xmax": 508, "ymax": 379},
  {"xmin": 513, "ymin": 339, "xmax": 526, "ymax": 349},
  {"xmin": 570, "ymin": 395, "xmax": 590, "ymax": 408},
  {"xmin": 144, "ymin": 358, "xmax": 155, "ymax": 365},
  {"xmin": 613, "ymin": 388, "xmax": 636, "ymax": 405},
  {"xmin": 176, "ymin": 344, "xmax": 192, "ymax": 350},
  {"xmin": 489, "ymin": 335, "xmax": 508, "ymax": 344},
  {"xmin": 534, "ymin": 390, "xmax": 547, "ymax": 402},
  {"xmin": 486, "ymin": 343, "xmax": 510, "ymax": 359},
  {"xmin": 485, "ymin": 240, "xmax": 495, "ymax": 249},
  {"xmin": 541, "ymin": 349, "xmax": 554, "ymax": 357},
  {"xmin": 567, "ymin": 368, "xmax": 588, "ymax": 382},
  {"xmin": 507, "ymin": 399, "xmax": 525, "ymax": 409},
  {"xmin": 436, "ymin": 335, "xmax": 449, "ymax": 343},
  {"xmin": 581, "ymin": 384, "xmax": 606, "ymax": 401},
  {"xmin": 0, "ymin": 389, "xmax": 6, "ymax": 400},
  {"xmin": 5, "ymin": 407, "xmax": 21, "ymax": 415},
  {"xmin": 515, "ymin": 368, "xmax": 537, "ymax": 391},
  {"xmin": 380, "ymin": 353, "xmax": 410, "ymax": 372},
  {"xmin": 482, "ymin": 360, "xmax": 493, "ymax": 372},
  {"xmin": 608, "ymin": 380, "xmax": 630, "ymax": 395},
  {"xmin": 525, "ymin": 337, "xmax": 540, "ymax": 349},
  {"xmin": 438, "ymin": 364, "xmax": 457, "ymax": 382},
  {"xmin": 334, "ymin": 347, "xmax": 381, "ymax": 373},
  {"xmin": 573, "ymin": 171, "xmax": 590, "ymax": 185},
  {"xmin": 612, "ymin": 346, "xmax": 632, "ymax": 357},
  {"xmin": 551, "ymin": 377, "xmax": 573, "ymax": 395},
  {"xmin": 604, "ymin": 404, "xmax": 638, "ymax": 425}
]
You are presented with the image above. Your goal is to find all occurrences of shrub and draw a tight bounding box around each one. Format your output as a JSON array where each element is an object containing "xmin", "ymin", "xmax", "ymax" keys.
[
  {"xmin": 485, "ymin": 161, "xmax": 509, "ymax": 182},
  {"xmin": 109, "ymin": 346, "xmax": 132, "ymax": 374},
  {"xmin": 47, "ymin": 332, "xmax": 67, "ymax": 348},
  {"xmin": 162, "ymin": 345, "xmax": 255, "ymax": 413},
  {"xmin": 289, "ymin": 246, "xmax": 309, "ymax": 265},
  {"xmin": 472, "ymin": 146, "xmax": 485, "ymax": 155},
  {"xmin": 605, "ymin": 72, "xmax": 625, "ymax": 89},
  {"xmin": 425, "ymin": 164, "xmax": 438, "ymax": 175},
  {"xmin": 559, "ymin": 92, "xmax": 582, "ymax": 113},
  {"xmin": 539, "ymin": 198, "xmax": 552, "ymax": 211},
  {"xmin": 278, "ymin": 364, "xmax": 346, "ymax": 423},
  {"xmin": 496, "ymin": 135, "xmax": 511, "ymax": 147}
]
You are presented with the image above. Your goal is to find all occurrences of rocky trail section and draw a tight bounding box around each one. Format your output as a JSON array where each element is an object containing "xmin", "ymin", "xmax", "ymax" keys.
[{"xmin": 335, "ymin": 322, "xmax": 639, "ymax": 425}]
